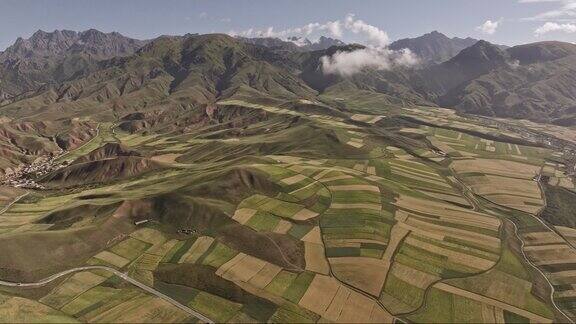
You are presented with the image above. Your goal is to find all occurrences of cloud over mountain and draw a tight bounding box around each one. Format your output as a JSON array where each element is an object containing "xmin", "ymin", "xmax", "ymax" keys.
[
  {"xmin": 229, "ymin": 14, "xmax": 390, "ymax": 46},
  {"xmin": 476, "ymin": 20, "xmax": 499, "ymax": 35},
  {"xmin": 321, "ymin": 47, "xmax": 418, "ymax": 76},
  {"xmin": 230, "ymin": 14, "xmax": 419, "ymax": 76},
  {"xmin": 343, "ymin": 14, "xmax": 389, "ymax": 46}
]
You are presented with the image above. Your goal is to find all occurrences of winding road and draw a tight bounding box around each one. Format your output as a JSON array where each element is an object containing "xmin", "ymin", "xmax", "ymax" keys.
[
  {"xmin": 0, "ymin": 189, "xmax": 213, "ymax": 322},
  {"xmin": 449, "ymin": 166, "xmax": 573, "ymax": 323},
  {"xmin": 0, "ymin": 266, "xmax": 214, "ymax": 323},
  {"xmin": 506, "ymin": 219, "xmax": 573, "ymax": 323}
]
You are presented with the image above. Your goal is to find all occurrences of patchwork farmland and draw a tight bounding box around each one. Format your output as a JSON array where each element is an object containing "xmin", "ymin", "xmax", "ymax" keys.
[{"xmin": 0, "ymin": 95, "xmax": 575, "ymax": 323}]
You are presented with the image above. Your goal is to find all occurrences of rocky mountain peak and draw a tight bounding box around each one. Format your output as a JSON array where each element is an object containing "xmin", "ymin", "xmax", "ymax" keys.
[
  {"xmin": 389, "ymin": 31, "xmax": 479, "ymax": 64},
  {"xmin": 450, "ymin": 40, "xmax": 508, "ymax": 66},
  {"xmin": 0, "ymin": 29, "xmax": 147, "ymax": 62}
]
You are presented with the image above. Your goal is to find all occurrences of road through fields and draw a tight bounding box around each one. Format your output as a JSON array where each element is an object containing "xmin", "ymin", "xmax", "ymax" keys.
[{"xmin": 0, "ymin": 265, "xmax": 214, "ymax": 323}]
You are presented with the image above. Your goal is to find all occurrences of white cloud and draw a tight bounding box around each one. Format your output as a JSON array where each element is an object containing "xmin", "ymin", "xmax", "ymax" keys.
[
  {"xmin": 344, "ymin": 14, "xmax": 389, "ymax": 46},
  {"xmin": 476, "ymin": 20, "xmax": 500, "ymax": 35},
  {"xmin": 322, "ymin": 48, "xmax": 389, "ymax": 76},
  {"xmin": 520, "ymin": 0, "xmax": 576, "ymax": 22},
  {"xmin": 393, "ymin": 48, "xmax": 420, "ymax": 66},
  {"xmin": 508, "ymin": 59, "xmax": 521, "ymax": 69},
  {"xmin": 324, "ymin": 21, "xmax": 343, "ymax": 37},
  {"xmin": 321, "ymin": 47, "xmax": 418, "ymax": 76},
  {"xmin": 228, "ymin": 20, "xmax": 343, "ymax": 39},
  {"xmin": 535, "ymin": 21, "xmax": 576, "ymax": 34},
  {"xmin": 288, "ymin": 37, "xmax": 310, "ymax": 47},
  {"xmin": 228, "ymin": 14, "xmax": 419, "ymax": 76},
  {"xmin": 228, "ymin": 14, "xmax": 387, "ymax": 46},
  {"xmin": 199, "ymin": 12, "xmax": 208, "ymax": 19}
]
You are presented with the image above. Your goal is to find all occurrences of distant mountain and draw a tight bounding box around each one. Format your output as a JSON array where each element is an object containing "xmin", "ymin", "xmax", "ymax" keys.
[
  {"xmin": 2, "ymin": 30, "xmax": 576, "ymax": 126},
  {"xmin": 0, "ymin": 29, "xmax": 147, "ymax": 103},
  {"xmin": 298, "ymin": 44, "xmax": 433, "ymax": 106},
  {"xmin": 236, "ymin": 36, "xmax": 299, "ymax": 52},
  {"xmin": 238, "ymin": 35, "xmax": 345, "ymax": 52},
  {"xmin": 389, "ymin": 31, "xmax": 480, "ymax": 64},
  {"xmin": 437, "ymin": 41, "xmax": 576, "ymax": 123},
  {"xmin": 299, "ymin": 38, "xmax": 576, "ymax": 124},
  {"xmin": 132, "ymin": 33, "xmax": 314, "ymax": 100},
  {"xmin": 0, "ymin": 29, "xmax": 147, "ymax": 62},
  {"xmin": 1, "ymin": 33, "xmax": 316, "ymax": 125},
  {"xmin": 507, "ymin": 41, "xmax": 576, "ymax": 65},
  {"xmin": 289, "ymin": 36, "xmax": 346, "ymax": 51},
  {"xmin": 423, "ymin": 40, "xmax": 511, "ymax": 94}
]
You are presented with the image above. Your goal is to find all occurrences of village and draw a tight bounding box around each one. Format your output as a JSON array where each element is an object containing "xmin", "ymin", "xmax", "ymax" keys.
[{"xmin": 0, "ymin": 154, "xmax": 69, "ymax": 189}]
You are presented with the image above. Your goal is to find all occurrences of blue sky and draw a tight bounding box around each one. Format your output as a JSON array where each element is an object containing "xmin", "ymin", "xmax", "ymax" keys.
[{"xmin": 1, "ymin": 0, "xmax": 575, "ymax": 50}]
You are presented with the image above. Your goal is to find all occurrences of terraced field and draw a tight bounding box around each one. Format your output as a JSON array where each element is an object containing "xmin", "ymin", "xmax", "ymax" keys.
[{"xmin": 0, "ymin": 95, "xmax": 575, "ymax": 323}]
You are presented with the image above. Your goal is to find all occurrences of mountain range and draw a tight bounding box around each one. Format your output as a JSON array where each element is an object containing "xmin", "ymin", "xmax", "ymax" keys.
[
  {"xmin": 0, "ymin": 29, "xmax": 147, "ymax": 103},
  {"xmin": 435, "ymin": 40, "xmax": 576, "ymax": 123},
  {"xmin": 1, "ymin": 29, "xmax": 576, "ymax": 125}
]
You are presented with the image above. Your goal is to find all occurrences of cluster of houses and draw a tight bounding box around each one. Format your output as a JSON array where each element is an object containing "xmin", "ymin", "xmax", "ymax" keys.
[{"xmin": 1, "ymin": 155, "xmax": 69, "ymax": 189}]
